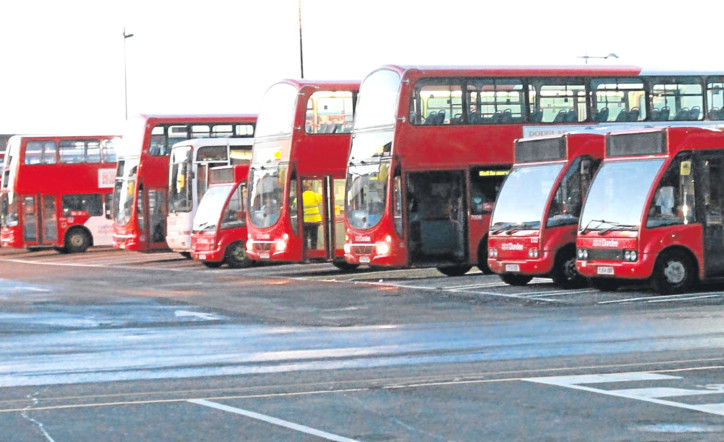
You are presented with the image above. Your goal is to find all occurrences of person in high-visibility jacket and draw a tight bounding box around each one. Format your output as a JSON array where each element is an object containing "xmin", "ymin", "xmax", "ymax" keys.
[{"xmin": 302, "ymin": 182, "xmax": 323, "ymax": 249}]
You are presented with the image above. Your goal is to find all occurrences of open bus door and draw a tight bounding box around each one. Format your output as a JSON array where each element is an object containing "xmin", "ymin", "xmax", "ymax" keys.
[
  {"xmin": 699, "ymin": 152, "xmax": 724, "ymax": 276},
  {"xmin": 136, "ymin": 184, "xmax": 168, "ymax": 251}
]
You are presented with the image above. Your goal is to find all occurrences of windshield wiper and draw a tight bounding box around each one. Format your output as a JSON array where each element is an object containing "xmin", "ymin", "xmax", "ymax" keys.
[
  {"xmin": 597, "ymin": 222, "xmax": 637, "ymax": 235},
  {"xmin": 580, "ymin": 219, "xmax": 608, "ymax": 235},
  {"xmin": 491, "ymin": 222, "xmax": 538, "ymax": 234}
]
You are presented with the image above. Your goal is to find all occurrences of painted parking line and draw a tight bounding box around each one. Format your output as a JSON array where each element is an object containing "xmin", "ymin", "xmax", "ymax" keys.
[
  {"xmin": 188, "ymin": 399, "xmax": 359, "ymax": 442},
  {"xmin": 525, "ymin": 371, "xmax": 724, "ymax": 417},
  {"xmin": 598, "ymin": 292, "xmax": 724, "ymax": 305}
]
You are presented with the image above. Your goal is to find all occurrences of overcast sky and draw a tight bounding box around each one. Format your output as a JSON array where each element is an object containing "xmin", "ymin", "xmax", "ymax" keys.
[{"xmin": 1, "ymin": 0, "xmax": 723, "ymax": 136}]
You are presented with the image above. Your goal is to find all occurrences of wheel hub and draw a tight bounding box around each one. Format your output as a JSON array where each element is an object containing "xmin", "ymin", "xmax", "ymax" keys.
[{"xmin": 663, "ymin": 260, "xmax": 686, "ymax": 284}]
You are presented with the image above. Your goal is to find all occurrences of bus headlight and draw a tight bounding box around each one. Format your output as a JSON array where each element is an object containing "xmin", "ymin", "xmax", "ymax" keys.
[
  {"xmin": 375, "ymin": 236, "xmax": 392, "ymax": 256},
  {"xmin": 344, "ymin": 243, "xmax": 351, "ymax": 254},
  {"xmin": 528, "ymin": 248, "xmax": 539, "ymax": 258},
  {"xmin": 246, "ymin": 239, "xmax": 254, "ymax": 252},
  {"xmin": 624, "ymin": 250, "xmax": 638, "ymax": 262},
  {"xmin": 488, "ymin": 248, "xmax": 498, "ymax": 258},
  {"xmin": 577, "ymin": 248, "xmax": 588, "ymax": 260},
  {"xmin": 275, "ymin": 234, "xmax": 288, "ymax": 253}
]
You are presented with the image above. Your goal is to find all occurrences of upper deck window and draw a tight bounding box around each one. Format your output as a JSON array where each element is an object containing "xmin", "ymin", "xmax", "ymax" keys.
[
  {"xmin": 528, "ymin": 79, "xmax": 587, "ymax": 123},
  {"xmin": 706, "ymin": 77, "xmax": 724, "ymax": 120},
  {"xmin": 591, "ymin": 78, "xmax": 646, "ymax": 122},
  {"xmin": 305, "ymin": 91, "xmax": 355, "ymax": 134},
  {"xmin": 24, "ymin": 141, "xmax": 57, "ymax": 165},
  {"xmin": 59, "ymin": 140, "xmax": 103, "ymax": 164},
  {"xmin": 255, "ymin": 83, "xmax": 298, "ymax": 138},
  {"xmin": 355, "ymin": 69, "xmax": 401, "ymax": 129},
  {"xmin": 649, "ymin": 77, "xmax": 703, "ymax": 121}
]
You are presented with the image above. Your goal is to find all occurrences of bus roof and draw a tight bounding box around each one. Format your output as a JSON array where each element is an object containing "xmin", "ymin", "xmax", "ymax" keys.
[
  {"xmin": 375, "ymin": 65, "xmax": 644, "ymax": 78},
  {"xmin": 131, "ymin": 114, "xmax": 258, "ymax": 124},
  {"xmin": 268, "ymin": 79, "xmax": 359, "ymax": 91}
]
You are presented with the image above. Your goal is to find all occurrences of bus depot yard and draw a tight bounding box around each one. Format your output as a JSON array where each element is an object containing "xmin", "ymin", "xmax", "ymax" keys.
[{"xmin": 1, "ymin": 246, "xmax": 724, "ymax": 440}]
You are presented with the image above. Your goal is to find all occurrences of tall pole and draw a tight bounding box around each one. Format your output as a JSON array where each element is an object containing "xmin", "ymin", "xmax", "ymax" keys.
[
  {"xmin": 123, "ymin": 28, "xmax": 134, "ymax": 120},
  {"xmin": 298, "ymin": 0, "xmax": 304, "ymax": 79}
]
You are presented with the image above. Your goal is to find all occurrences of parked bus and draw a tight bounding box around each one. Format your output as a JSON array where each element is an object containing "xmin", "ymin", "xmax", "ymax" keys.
[
  {"xmin": 167, "ymin": 137, "xmax": 254, "ymax": 256},
  {"xmin": 245, "ymin": 80, "xmax": 359, "ymax": 269},
  {"xmin": 112, "ymin": 114, "xmax": 256, "ymax": 252},
  {"xmin": 576, "ymin": 126, "xmax": 724, "ymax": 294},
  {"xmin": 1, "ymin": 135, "xmax": 118, "ymax": 252},
  {"xmin": 487, "ymin": 131, "xmax": 606, "ymax": 288},
  {"xmin": 343, "ymin": 65, "xmax": 724, "ymax": 276},
  {"xmin": 190, "ymin": 164, "xmax": 250, "ymax": 268}
]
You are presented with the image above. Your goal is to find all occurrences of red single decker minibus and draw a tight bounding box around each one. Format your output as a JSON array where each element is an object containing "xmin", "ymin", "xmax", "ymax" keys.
[
  {"xmin": 1, "ymin": 135, "xmax": 118, "ymax": 252},
  {"xmin": 344, "ymin": 66, "xmax": 724, "ymax": 276},
  {"xmin": 576, "ymin": 126, "xmax": 724, "ymax": 294},
  {"xmin": 487, "ymin": 131, "xmax": 606, "ymax": 288},
  {"xmin": 190, "ymin": 164, "xmax": 250, "ymax": 268},
  {"xmin": 246, "ymin": 80, "xmax": 359, "ymax": 269},
  {"xmin": 112, "ymin": 114, "xmax": 256, "ymax": 252}
]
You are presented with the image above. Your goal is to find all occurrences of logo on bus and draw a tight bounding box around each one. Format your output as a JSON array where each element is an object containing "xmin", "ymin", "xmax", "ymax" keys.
[
  {"xmin": 98, "ymin": 169, "xmax": 115, "ymax": 188},
  {"xmin": 501, "ymin": 243, "xmax": 524, "ymax": 251},
  {"xmin": 593, "ymin": 238, "xmax": 619, "ymax": 248},
  {"xmin": 355, "ymin": 236, "xmax": 371, "ymax": 242}
]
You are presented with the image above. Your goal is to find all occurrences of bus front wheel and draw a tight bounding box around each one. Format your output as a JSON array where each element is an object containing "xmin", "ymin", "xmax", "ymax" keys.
[
  {"xmin": 650, "ymin": 250, "xmax": 696, "ymax": 295},
  {"xmin": 551, "ymin": 250, "xmax": 587, "ymax": 289},
  {"xmin": 225, "ymin": 241, "xmax": 253, "ymax": 269},
  {"xmin": 65, "ymin": 228, "xmax": 90, "ymax": 253}
]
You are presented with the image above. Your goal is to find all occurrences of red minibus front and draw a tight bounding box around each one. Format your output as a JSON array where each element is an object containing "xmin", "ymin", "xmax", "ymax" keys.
[
  {"xmin": 488, "ymin": 131, "xmax": 605, "ymax": 287},
  {"xmin": 190, "ymin": 165, "xmax": 250, "ymax": 268},
  {"xmin": 576, "ymin": 126, "xmax": 724, "ymax": 293}
]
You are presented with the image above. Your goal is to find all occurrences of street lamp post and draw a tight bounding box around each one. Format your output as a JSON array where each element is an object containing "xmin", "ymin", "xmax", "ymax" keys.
[
  {"xmin": 578, "ymin": 53, "xmax": 618, "ymax": 64},
  {"xmin": 123, "ymin": 28, "xmax": 134, "ymax": 120}
]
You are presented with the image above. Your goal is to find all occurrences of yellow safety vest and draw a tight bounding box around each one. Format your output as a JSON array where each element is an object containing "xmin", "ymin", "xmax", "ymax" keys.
[{"xmin": 302, "ymin": 190, "xmax": 322, "ymax": 223}]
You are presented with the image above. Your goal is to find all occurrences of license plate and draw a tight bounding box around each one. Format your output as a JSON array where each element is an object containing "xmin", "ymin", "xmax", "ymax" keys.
[
  {"xmin": 260, "ymin": 252, "xmax": 270, "ymax": 259},
  {"xmin": 597, "ymin": 266, "xmax": 614, "ymax": 275},
  {"xmin": 360, "ymin": 256, "xmax": 370, "ymax": 264},
  {"xmin": 199, "ymin": 254, "xmax": 206, "ymax": 260},
  {"xmin": 505, "ymin": 264, "xmax": 520, "ymax": 272}
]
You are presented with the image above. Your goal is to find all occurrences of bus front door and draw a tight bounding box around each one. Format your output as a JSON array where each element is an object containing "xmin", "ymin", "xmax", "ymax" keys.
[
  {"xmin": 138, "ymin": 185, "xmax": 168, "ymax": 251},
  {"xmin": 406, "ymin": 171, "xmax": 467, "ymax": 265},
  {"xmin": 700, "ymin": 152, "xmax": 724, "ymax": 276}
]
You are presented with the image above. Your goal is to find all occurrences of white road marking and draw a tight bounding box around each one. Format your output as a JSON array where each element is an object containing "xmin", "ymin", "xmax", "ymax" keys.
[
  {"xmin": 188, "ymin": 399, "xmax": 359, "ymax": 442},
  {"xmin": 525, "ymin": 371, "xmax": 724, "ymax": 417},
  {"xmin": 174, "ymin": 310, "xmax": 222, "ymax": 321}
]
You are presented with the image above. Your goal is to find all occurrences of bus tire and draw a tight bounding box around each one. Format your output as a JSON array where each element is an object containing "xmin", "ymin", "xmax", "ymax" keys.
[
  {"xmin": 499, "ymin": 273, "xmax": 532, "ymax": 286},
  {"xmin": 332, "ymin": 260, "xmax": 359, "ymax": 271},
  {"xmin": 437, "ymin": 264, "xmax": 472, "ymax": 277},
  {"xmin": 477, "ymin": 238, "xmax": 493, "ymax": 274},
  {"xmin": 65, "ymin": 228, "xmax": 91, "ymax": 253},
  {"xmin": 550, "ymin": 248, "xmax": 587, "ymax": 289},
  {"xmin": 202, "ymin": 261, "xmax": 223, "ymax": 269},
  {"xmin": 225, "ymin": 241, "xmax": 253, "ymax": 269},
  {"xmin": 650, "ymin": 249, "xmax": 696, "ymax": 295},
  {"xmin": 589, "ymin": 277, "xmax": 620, "ymax": 291}
]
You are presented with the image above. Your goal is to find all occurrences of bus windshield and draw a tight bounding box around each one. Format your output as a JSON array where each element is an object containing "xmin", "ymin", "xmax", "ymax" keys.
[
  {"xmin": 193, "ymin": 184, "xmax": 233, "ymax": 231},
  {"xmin": 346, "ymin": 160, "xmax": 390, "ymax": 230},
  {"xmin": 353, "ymin": 69, "xmax": 400, "ymax": 130},
  {"xmin": 254, "ymin": 83, "xmax": 298, "ymax": 138},
  {"xmin": 118, "ymin": 116, "xmax": 147, "ymax": 157},
  {"xmin": 113, "ymin": 158, "xmax": 140, "ymax": 226},
  {"xmin": 580, "ymin": 159, "xmax": 665, "ymax": 232},
  {"xmin": 491, "ymin": 163, "xmax": 563, "ymax": 232},
  {"xmin": 169, "ymin": 146, "xmax": 193, "ymax": 213},
  {"xmin": 248, "ymin": 164, "xmax": 287, "ymax": 228}
]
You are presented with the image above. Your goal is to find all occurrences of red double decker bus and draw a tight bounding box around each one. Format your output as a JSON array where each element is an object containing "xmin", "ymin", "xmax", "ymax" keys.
[
  {"xmin": 487, "ymin": 131, "xmax": 606, "ymax": 287},
  {"xmin": 1, "ymin": 135, "xmax": 118, "ymax": 252},
  {"xmin": 112, "ymin": 114, "xmax": 255, "ymax": 252},
  {"xmin": 344, "ymin": 66, "xmax": 724, "ymax": 276},
  {"xmin": 245, "ymin": 80, "xmax": 359, "ymax": 269},
  {"xmin": 577, "ymin": 126, "xmax": 724, "ymax": 294},
  {"xmin": 190, "ymin": 164, "xmax": 250, "ymax": 268}
]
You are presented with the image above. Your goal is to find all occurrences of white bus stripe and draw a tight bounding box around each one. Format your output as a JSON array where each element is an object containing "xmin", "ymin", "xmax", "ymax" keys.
[{"xmin": 188, "ymin": 399, "xmax": 359, "ymax": 442}]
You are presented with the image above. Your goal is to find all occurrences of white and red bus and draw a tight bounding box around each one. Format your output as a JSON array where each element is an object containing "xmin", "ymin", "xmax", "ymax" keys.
[
  {"xmin": 577, "ymin": 126, "xmax": 724, "ymax": 294},
  {"xmin": 190, "ymin": 164, "xmax": 250, "ymax": 268},
  {"xmin": 112, "ymin": 114, "xmax": 255, "ymax": 252},
  {"xmin": 245, "ymin": 80, "xmax": 359, "ymax": 269},
  {"xmin": 343, "ymin": 66, "xmax": 724, "ymax": 276},
  {"xmin": 167, "ymin": 137, "xmax": 254, "ymax": 256},
  {"xmin": 1, "ymin": 135, "xmax": 118, "ymax": 252},
  {"xmin": 487, "ymin": 131, "xmax": 606, "ymax": 287}
]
